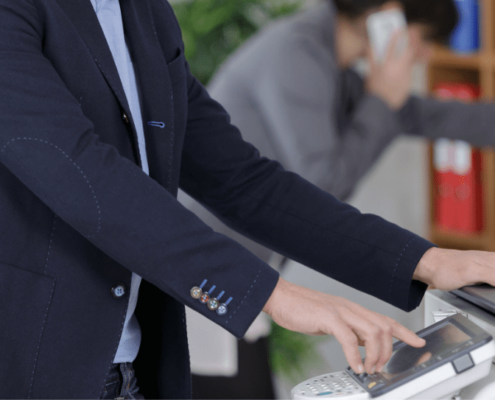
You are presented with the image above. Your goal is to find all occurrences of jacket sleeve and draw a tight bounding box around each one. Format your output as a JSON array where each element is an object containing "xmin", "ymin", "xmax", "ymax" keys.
[
  {"xmin": 0, "ymin": 0, "xmax": 279, "ymax": 338},
  {"xmin": 400, "ymin": 96, "xmax": 495, "ymax": 146},
  {"xmin": 179, "ymin": 51, "xmax": 434, "ymax": 312}
]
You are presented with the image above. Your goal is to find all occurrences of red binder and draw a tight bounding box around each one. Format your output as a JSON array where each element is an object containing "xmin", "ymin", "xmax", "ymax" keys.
[
  {"xmin": 433, "ymin": 82, "xmax": 480, "ymax": 101},
  {"xmin": 433, "ymin": 139, "xmax": 457, "ymax": 231},
  {"xmin": 433, "ymin": 83, "xmax": 457, "ymax": 100},
  {"xmin": 453, "ymin": 142, "xmax": 483, "ymax": 233},
  {"xmin": 432, "ymin": 83, "xmax": 483, "ymax": 233},
  {"xmin": 455, "ymin": 83, "xmax": 481, "ymax": 102}
]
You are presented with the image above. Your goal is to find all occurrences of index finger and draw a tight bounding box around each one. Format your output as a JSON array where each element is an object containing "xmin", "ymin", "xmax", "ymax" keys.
[{"xmin": 391, "ymin": 319, "xmax": 426, "ymax": 348}]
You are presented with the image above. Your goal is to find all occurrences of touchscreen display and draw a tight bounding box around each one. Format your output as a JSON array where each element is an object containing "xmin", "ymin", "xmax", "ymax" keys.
[{"xmin": 380, "ymin": 323, "xmax": 471, "ymax": 381}]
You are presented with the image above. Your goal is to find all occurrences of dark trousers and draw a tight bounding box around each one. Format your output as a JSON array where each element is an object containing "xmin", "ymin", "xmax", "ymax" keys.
[
  {"xmin": 101, "ymin": 362, "xmax": 145, "ymax": 399},
  {"xmin": 192, "ymin": 338, "xmax": 275, "ymax": 399}
]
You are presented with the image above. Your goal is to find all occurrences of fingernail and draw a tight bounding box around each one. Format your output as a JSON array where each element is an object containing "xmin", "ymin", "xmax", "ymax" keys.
[
  {"xmin": 358, "ymin": 364, "xmax": 364, "ymax": 374},
  {"xmin": 371, "ymin": 366, "xmax": 376, "ymax": 375}
]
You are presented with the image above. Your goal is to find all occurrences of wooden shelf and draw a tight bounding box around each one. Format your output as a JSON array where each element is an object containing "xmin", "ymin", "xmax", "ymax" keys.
[
  {"xmin": 429, "ymin": 226, "xmax": 494, "ymax": 251},
  {"xmin": 427, "ymin": 0, "xmax": 495, "ymax": 251},
  {"xmin": 430, "ymin": 46, "xmax": 484, "ymax": 68}
]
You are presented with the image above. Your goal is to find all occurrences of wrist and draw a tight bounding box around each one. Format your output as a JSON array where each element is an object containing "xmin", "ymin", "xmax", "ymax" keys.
[
  {"xmin": 413, "ymin": 247, "xmax": 440, "ymax": 285},
  {"xmin": 371, "ymin": 91, "xmax": 403, "ymax": 111},
  {"xmin": 263, "ymin": 276, "xmax": 283, "ymax": 316}
]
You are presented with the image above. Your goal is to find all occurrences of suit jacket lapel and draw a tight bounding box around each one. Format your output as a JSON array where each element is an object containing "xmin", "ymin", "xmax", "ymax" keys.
[
  {"xmin": 120, "ymin": 0, "xmax": 176, "ymax": 191},
  {"xmin": 55, "ymin": 0, "xmax": 132, "ymax": 122},
  {"xmin": 55, "ymin": 0, "xmax": 176, "ymax": 190}
]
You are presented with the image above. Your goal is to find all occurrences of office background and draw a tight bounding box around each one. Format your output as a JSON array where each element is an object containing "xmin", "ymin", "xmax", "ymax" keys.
[{"xmin": 171, "ymin": 0, "xmax": 433, "ymax": 397}]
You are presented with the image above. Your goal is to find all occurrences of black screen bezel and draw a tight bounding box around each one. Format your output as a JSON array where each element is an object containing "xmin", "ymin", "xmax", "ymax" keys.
[
  {"xmin": 452, "ymin": 286, "xmax": 495, "ymax": 316},
  {"xmin": 346, "ymin": 314, "xmax": 492, "ymax": 398}
]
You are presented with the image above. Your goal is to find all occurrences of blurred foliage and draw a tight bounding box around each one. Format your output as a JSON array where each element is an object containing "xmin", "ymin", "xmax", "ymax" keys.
[
  {"xmin": 268, "ymin": 322, "xmax": 327, "ymax": 384},
  {"xmin": 171, "ymin": 0, "xmax": 304, "ymax": 85}
]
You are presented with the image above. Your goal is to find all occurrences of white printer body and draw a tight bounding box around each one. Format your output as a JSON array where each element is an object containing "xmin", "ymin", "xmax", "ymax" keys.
[
  {"xmin": 291, "ymin": 290, "xmax": 495, "ymax": 400},
  {"xmin": 425, "ymin": 289, "xmax": 495, "ymax": 399}
]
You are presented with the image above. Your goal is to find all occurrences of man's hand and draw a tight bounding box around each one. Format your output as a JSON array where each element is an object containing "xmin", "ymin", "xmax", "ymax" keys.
[
  {"xmin": 263, "ymin": 277, "xmax": 425, "ymax": 375},
  {"xmin": 414, "ymin": 247, "xmax": 495, "ymax": 290},
  {"xmin": 366, "ymin": 28, "xmax": 420, "ymax": 110}
]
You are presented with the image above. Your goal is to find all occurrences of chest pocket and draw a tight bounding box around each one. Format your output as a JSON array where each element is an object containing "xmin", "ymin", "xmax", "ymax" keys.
[
  {"xmin": 166, "ymin": 48, "xmax": 186, "ymax": 85},
  {"xmin": 166, "ymin": 48, "xmax": 188, "ymax": 151}
]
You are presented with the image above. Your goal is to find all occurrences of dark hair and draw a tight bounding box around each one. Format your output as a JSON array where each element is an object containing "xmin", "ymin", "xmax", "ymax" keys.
[{"xmin": 332, "ymin": 0, "xmax": 459, "ymax": 44}]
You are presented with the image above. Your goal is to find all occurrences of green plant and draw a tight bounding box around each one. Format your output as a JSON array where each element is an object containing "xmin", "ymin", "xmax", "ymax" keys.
[
  {"xmin": 171, "ymin": 0, "xmax": 303, "ymax": 85},
  {"xmin": 268, "ymin": 321, "xmax": 327, "ymax": 384}
]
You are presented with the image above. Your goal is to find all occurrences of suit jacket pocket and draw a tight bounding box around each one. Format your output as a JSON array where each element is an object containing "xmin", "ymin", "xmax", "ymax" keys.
[
  {"xmin": 166, "ymin": 48, "xmax": 186, "ymax": 85},
  {"xmin": 0, "ymin": 262, "xmax": 55, "ymax": 399}
]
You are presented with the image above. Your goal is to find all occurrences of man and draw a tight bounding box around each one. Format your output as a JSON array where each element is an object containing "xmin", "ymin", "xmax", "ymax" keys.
[{"xmin": 1, "ymin": 0, "xmax": 494, "ymax": 399}]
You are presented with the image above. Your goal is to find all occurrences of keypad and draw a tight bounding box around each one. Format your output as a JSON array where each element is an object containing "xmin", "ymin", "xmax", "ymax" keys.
[{"xmin": 293, "ymin": 371, "xmax": 367, "ymax": 398}]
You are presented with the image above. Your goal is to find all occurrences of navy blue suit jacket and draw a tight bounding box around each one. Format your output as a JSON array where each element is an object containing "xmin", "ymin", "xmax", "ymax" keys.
[{"xmin": 0, "ymin": 0, "xmax": 433, "ymax": 398}]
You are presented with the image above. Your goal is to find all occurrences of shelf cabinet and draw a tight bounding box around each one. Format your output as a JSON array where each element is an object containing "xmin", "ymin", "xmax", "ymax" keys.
[{"xmin": 427, "ymin": 0, "xmax": 495, "ymax": 250}]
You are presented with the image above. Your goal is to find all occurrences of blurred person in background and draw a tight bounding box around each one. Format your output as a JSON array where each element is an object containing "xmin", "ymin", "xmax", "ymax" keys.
[{"xmin": 181, "ymin": 0, "xmax": 495, "ymax": 398}]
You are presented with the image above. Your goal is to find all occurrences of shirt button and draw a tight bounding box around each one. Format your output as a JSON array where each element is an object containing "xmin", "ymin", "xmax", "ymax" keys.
[
  {"xmin": 111, "ymin": 283, "xmax": 126, "ymax": 299},
  {"xmin": 122, "ymin": 112, "xmax": 130, "ymax": 124}
]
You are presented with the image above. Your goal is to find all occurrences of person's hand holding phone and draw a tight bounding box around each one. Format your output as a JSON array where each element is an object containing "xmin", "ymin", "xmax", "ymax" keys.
[{"xmin": 366, "ymin": 28, "xmax": 421, "ymax": 110}]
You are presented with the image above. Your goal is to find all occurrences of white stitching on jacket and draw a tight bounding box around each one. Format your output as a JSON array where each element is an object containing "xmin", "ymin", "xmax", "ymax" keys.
[
  {"xmin": 28, "ymin": 280, "xmax": 56, "ymax": 399},
  {"xmin": 43, "ymin": 217, "xmax": 58, "ymax": 276},
  {"xmin": 1, "ymin": 137, "xmax": 101, "ymax": 238},
  {"xmin": 28, "ymin": 217, "xmax": 58, "ymax": 397},
  {"xmin": 390, "ymin": 237, "xmax": 416, "ymax": 298},
  {"xmin": 225, "ymin": 270, "xmax": 260, "ymax": 325}
]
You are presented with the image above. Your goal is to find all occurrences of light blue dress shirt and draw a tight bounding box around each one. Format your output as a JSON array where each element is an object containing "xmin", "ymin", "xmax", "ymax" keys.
[{"xmin": 90, "ymin": 0, "xmax": 148, "ymax": 364}]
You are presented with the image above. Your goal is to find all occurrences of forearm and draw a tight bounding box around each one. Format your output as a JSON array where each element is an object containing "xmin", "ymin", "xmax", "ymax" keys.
[
  {"xmin": 400, "ymin": 96, "xmax": 495, "ymax": 147},
  {"xmin": 184, "ymin": 150, "xmax": 433, "ymax": 311},
  {"xmin": 180, "ymin": 73, "xmax": 432, "ymax": 311},
  {"xmin": 312, "ymin": 94, "xmax": 401, "ymax": 200}
]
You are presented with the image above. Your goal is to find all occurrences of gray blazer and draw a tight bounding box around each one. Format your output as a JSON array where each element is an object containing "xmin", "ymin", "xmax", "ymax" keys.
[{"xmin": 180, "ymin": 1, "xmax": 495, "ymax": 263}]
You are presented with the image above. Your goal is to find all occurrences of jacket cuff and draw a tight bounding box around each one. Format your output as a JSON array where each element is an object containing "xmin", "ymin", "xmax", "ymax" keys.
[
  {"xmin": 184, "ymin": 260, "xmax": 280, "ymax": 339},
  {"xmin": 229, "ymin": 264, "xmax": 280, "ymax": 338},
  {"xmin": 390, "ymin": 236, "xmax": 437, "ymax": 311}
]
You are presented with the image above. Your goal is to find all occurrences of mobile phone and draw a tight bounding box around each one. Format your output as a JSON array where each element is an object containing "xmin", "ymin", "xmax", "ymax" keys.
[{"xmin": 366, "ymin": 9, "xmax": 408, "ymax": 63}]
